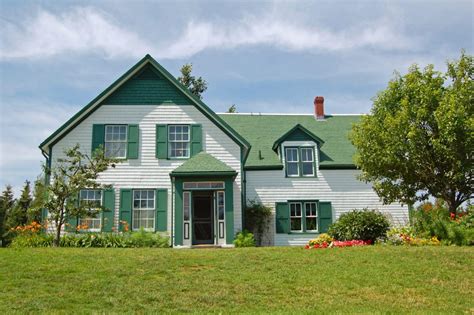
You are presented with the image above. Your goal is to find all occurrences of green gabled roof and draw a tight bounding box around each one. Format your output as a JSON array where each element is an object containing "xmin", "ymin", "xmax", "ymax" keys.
[
  {"xmin": 219, "ymin": 114, "xmax": 361, "ymax": 169},
  {"xmin": 272, "ymin": 124, "xmax": 325, "ymax": 151},
  {"xmin": 39, "ymin": 55, "xmax": 250, "ymax": 158},
  {"xmin": 171, "ymin": 152, "xmax": 237, "ymax": 177}
]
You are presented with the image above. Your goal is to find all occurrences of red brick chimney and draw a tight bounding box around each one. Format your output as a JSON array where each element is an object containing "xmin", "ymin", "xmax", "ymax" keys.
[{"xmin": 314, "ymin": 96, "xmax": 325, "ymax": 120}]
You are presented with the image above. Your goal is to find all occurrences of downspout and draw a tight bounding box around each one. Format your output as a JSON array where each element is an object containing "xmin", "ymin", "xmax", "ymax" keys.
[{"xmin": 171, "ymin": 176, "xmax": 175, "ymax": 247}]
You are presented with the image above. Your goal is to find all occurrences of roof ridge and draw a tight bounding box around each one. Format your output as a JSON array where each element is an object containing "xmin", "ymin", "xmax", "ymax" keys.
[{"xmin": 218, "ymin": 113, "xmax": 364, "ymax": 116}]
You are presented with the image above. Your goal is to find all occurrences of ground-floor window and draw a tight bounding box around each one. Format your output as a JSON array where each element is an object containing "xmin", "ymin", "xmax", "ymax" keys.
[
  {"xmin": 290, "ymin": 201, "xmax": 318, "ymax": 232},
  {"xmin": 132, "ymin": 189, "xmax": 155, "ymax": 230},
  {"xmin": 78, "ymin": 189, "xmax": 102, "ymax": 231}
]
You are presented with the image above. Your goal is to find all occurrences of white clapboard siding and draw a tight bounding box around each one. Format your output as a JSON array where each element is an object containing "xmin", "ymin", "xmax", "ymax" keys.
[
  {"xmin": 50, "ymin": 104, "xmax": 242, "ymax": 235},
  {"xmin": 246, "ymin": 169, "xmax": 409, "ymax": 246}
]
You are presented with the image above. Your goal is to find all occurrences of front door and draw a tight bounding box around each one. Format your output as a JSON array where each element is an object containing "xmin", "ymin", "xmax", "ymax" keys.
[{"xmin": 192, "ymin": 191, "xmax": 214, "ymax": 244}]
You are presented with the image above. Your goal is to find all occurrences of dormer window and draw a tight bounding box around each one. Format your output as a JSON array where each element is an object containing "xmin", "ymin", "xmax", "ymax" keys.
[{"xmin": 285, "ymin": 146, "xmax": 316, "ymax": 177}]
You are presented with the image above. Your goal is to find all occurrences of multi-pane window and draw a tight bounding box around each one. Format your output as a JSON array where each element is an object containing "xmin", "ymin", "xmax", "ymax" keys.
[
  {"xmin": 285, "ymin": 147, "xmax": 316, "ymax": 177},
  {"xmin": 168, "ymin": 125, "xmax": 190, "ymax": 158},
  {"xmin": 290, "ymin": 202, "xmax": 302, "ymax": 232},
  {"xmin": 305, "ymin": 202, "xmax": 318, "ymax": 231},
  {"xmin": 78, "ymin": 189, "xmax": 102, "ymax": 231},
  {"xmin": 132, "ymin": 190, "xmax": 155, "ymax": 230},
  {"xmin": 285, "ymin": 148, "xmax": 299, "ymax": 176},
  {"xmin": 301, "ymin": 148, "xmax": 315, "ymax": 176},
  {"xmin": 105, "ymin": 125, "xmax": 127, "ymax": 158}
]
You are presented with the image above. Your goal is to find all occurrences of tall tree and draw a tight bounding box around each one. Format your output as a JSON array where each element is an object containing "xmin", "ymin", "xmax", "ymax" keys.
[
  {"xmin": 29, "ymin": 178, "xmax": 46, "ymax": 223},
  {"xmin": 351, "ymin": 51, "xmax": 473, "ymax": 215},
  {"xmin": 177, "ymin": 63, "xmax": 208, "ymax": 99},
  {"xmin": 0, "ymin": 185, "xmax": 15, "ymax": 246},
  {"xmin": 38, "ymin": 145, "xmax": 118, "ymax": 246},
  {"xmin": 6, "ymin": 181, "xmax": 31, "ymax": 228}
]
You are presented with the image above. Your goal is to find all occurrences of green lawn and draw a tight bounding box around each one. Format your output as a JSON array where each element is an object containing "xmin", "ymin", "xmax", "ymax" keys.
[{"xmin": 1, "ymin": 246, "xmax": 473, "ymax": 314}]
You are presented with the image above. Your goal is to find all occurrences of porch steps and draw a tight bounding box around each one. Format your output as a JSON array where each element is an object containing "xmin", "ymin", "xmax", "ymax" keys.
[{"xmin": 191, "ymin": 245, "xmax": 222, "ymax": 249}]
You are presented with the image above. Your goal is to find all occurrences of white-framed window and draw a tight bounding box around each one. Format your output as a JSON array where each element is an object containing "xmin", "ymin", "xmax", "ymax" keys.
[
  {"xmin": 132, "ymin": 189, "xmax": 155, "ymax": 231},
  {"xmin": 105, "ymin": 125, "xmax": 127, "ymax": 158},
  {"xmin": 168, "ymin": 125, "xmax": 190, "ymax": 158},
  {"xmin": 285, "ymin": 146, "xmax": 316, "ymax": 177},
  {"xmin": 217, "ymin": 191, "xmax": 225, "ymax": 239},
  {"xmin": 285, "ymin": 148, "xmax": 299, "ymax": 177},
  {"xmin": 305, "ymin": 202, "xmax": 318, "ymax": 232},
  {"xmin": 78, "ymin": 189, "xmax": 102, "ymax": 231},
  {"xmin": 301, "ymin": 148, "xmax": 315, "ymax": 176},
  {"xmin": 290, "ymin": 202, "xmax": 302, "ymax": 232}
]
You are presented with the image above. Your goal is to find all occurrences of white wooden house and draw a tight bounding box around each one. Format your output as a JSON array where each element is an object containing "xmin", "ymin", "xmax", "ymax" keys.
[{"xmin": 39, "ymin": 55, "xmax": 409, "ymax": 247}]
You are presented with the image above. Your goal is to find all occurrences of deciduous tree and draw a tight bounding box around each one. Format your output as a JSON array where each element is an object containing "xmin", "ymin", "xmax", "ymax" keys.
[
  {"xmin": 177, "ymin": 63, "xmax": 208, "ymax": 99},
  {"xmin": 351, "ymin": 52, "xmax": 473, "ymax": 215}
]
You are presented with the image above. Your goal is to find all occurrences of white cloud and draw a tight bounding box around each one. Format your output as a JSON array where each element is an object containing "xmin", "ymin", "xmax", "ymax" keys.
[
  {"xmin": 0, "ymin": 6, "xmax": 416, "ymax": 61},
  {"xmin": 0, "ymin": 7, "xmax": 152, "ymax": 60}
]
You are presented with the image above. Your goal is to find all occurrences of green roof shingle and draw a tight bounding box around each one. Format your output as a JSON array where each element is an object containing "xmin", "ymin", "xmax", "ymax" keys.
[
  {"xmin": 219, "ymin": 114, "xmax": 361, "ymax": 169},
  {"xmin": 171, "ymin": 152, "xmax": 237, "ymax": 176}
]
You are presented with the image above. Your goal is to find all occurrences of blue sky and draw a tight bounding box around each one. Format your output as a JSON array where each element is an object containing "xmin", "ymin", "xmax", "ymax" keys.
[{"xmin": 0, "ymin": 0, "xmax": 472, "ymax": 194}]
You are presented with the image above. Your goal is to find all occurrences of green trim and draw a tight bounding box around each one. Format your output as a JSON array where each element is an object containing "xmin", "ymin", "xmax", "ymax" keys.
[
  {"xmin": 244, "ymin": 165, "xmax": 284, "ymax": 171},
  {"xmin": 119, "ymin": 189, "xmax": 132, "ymax": 231},
  {"xmin": 102, "ymin": 188, "xmax": 115, "ymax": 232},
  {"xmin": 39, "ymin": 55, "xmax": 250, "ymax": 160},
  {"xmin": 155, "ymin": 189, "xmax": 168, "ymax": 232},
  {"xmin": 171, "ymin": 171, "xmax": 236, "ymax": 178},
  {"xmin": 319, "ymin": 164, "xmax": 357, "ymax": 169},
  {"xmin": 156, "ymin": 124, "xmax": 168, "ymax": 159},
  {"xmin": 174, "ymin": 178, "xmax": 184, "ymax": 246},
  {"xmin": 272, "ymin": 124, "xmax": 325, "ymax": 151},
  {"xmin": 127, "ymin": 124, "xmax": 139, "ymax": 159},
  {"xmin": 224, "ymin": 178, "xmax": 234, "ymax": 244}
]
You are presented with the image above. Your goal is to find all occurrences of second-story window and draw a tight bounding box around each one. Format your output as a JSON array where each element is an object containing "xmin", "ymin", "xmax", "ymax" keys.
[
  {"xmin": 285, "ymin": 146, "xmax": 316, "ymax": 177},
  {"xmin": 105, "ymin": 125, "xmax": 127, "ymax": 158},
  {"xmin": 168, "ymin": 125, "xmax": 190, "ymax": 158}
]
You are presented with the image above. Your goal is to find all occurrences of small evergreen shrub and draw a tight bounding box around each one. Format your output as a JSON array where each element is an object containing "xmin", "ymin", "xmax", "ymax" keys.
[
  {"xmin": 233, "ymin": 230, "xmax": 256, "ymax": 247},
  {"xmin": 328, "ymin": 209, "xmax": 390, "ymax": 242}
]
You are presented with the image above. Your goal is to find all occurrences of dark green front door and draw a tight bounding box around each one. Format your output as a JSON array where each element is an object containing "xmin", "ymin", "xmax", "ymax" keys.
[{"xmin": 192, "ymin": 191, "xmax": 214, "ymax": 244}]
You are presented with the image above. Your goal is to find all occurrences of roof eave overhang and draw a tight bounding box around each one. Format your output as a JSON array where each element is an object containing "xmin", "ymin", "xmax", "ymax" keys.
[{"xmin": 170, "ymin": 171, "xmax": 237, "ymax": 178}]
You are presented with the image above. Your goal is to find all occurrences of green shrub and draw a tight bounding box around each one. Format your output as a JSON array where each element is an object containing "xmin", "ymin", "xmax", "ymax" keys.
[
  {"xmin": 328, "ymin": 209, "xmax": 390, "ymax": 242},
  {"xmin": 412, "ymin": 201, "xmax": 473, "ymax": 246},
  {"xmin": 10, "ymin": 231, "xmax": 170, "ymax": 248},
  {"xmin": 233, "ymin": 230, "xmax": 256, "ymax": 247},
  {"xmin": 10, "ymin": 233, "xmax": 54, "ymax": 248}
]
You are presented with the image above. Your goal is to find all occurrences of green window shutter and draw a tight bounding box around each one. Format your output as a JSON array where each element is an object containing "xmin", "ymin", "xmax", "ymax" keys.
[
  {"xmin": 92, "ymin": 124, "xmax": 105, "ymax": 156},
  {"xmin": 156, "ymin": 125, "xmax": 168, "ymax": 159},
  {"xmin": 102, "ymin": 188, "xmax": 115, "ymax": 232},
  {"xmin": 155, "ymin": 189, "xmax": 168, "ymax": 232},
  {"xmin": 318, "ymin": 201, "xmax": 333, "ymax": 233},
  {"xmin": 127, "ymin": 124, "xmax": 139, "ymax": 159},
  {"xmin": 190, "ymin": 124, "xmax": 202, "ymax": 157},
  {"xmin": 119, "ymin": 189, "xmax": 132, "ymax": 231},
  {"xmin": 275, "ymin": 202, "xmax": 290, "ymax": 234}
]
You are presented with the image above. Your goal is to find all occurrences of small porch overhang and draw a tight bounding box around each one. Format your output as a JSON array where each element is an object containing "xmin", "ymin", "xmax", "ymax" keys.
[{"xmin": 170, "ymin": 152, "xmax": 237, "ymax": 178}]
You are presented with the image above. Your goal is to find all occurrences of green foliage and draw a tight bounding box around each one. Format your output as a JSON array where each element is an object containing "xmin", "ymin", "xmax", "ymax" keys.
[
  {"xmin": 0, "ymin": 185, "xmax": 15, "ymax": 246},
  {"xmin": 328, "ymin": 209, "xmax": 390, "ymax": 242},
  {"xmin": 411, "ymin": 201, "xmax": 474, "ymax": 246},
  {"xmin": 6, "ymin": 181, "xmax": 31, "ymax": 229},
  {"xmin": 350, "ymin": 51, "xmax": 473, "ymax": 213},
  {"xmin": 177, "ymin": 63, "xmax": 208, "ymax": 99},
  {"xmin": 10, "ymin": 231, "xmax": 169, "ymax": 248},
  {"xmin": 233, "ymin": 230, "xmax": 256, "ymax": 247},
  {"xmin": 227, "ymin": 104, "xmax": 237, "ymax": 113},
  {"xmin": 244, "ymin": 200, "xmax": 271, "ymax": 245},
  {"xmin": 38, "ymin": 145, "xmax": 119, "ymax": 246},
  {"xmin": 29, "ymin": 177, "xmax": 46, "ymax": 223}
]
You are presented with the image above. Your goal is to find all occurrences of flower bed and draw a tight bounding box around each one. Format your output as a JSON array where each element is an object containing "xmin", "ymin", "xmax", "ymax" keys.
[{"xmin": 305, "ymin": 234, "xmax": 372, "ymax": 249}]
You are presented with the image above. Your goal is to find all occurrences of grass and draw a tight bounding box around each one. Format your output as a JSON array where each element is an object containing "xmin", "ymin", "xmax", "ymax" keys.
[{"xmin": 1, "ymin": 246, "xmax": 473, "ymax": 314}]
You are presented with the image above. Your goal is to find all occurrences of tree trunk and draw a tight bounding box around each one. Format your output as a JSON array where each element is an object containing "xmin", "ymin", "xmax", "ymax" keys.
[{"xmin": 54, "ymin": 224, "xmax": 61, "ymax": 247}]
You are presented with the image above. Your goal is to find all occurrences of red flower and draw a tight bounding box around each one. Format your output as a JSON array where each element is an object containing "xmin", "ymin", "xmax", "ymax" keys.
[
  {"xmin": 305, "ymin": 245, "xmax": 310, "ymax": 249},
  {"xmin": 450, "ymin": 212, "xmax": 455, "ymax": 220}
]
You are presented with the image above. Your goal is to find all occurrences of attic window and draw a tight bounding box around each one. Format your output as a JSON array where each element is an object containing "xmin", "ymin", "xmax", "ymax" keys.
[{"xmin": 285, "ymin": 146, "xmax": 316, "ymax": 177}]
